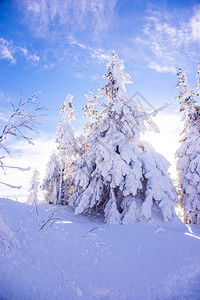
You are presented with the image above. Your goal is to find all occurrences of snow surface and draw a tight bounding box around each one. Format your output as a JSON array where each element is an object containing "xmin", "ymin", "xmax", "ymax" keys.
[{"xmin": 0, "ymin": 198, "xmax": 200, "ymax": 299}]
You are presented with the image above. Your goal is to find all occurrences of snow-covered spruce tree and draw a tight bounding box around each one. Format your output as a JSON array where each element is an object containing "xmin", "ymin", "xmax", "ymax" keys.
[
  {"xmin": 56, "ymin": 94, "xmax": 78, "ymax": 204},
  {"xmin": 175, "ymin": 65, "xmax": 200, "ymax": 224},
  {"xmin": 27, "ymin": 169, "xmax": 40, "ymax": 205},
  {"xmin": 42, "ymin": 152, "xmax": 60, "ymax": 204},
  {"xmin": 69, "ymin": 50, "xmax": 177, "ymax": 224}
]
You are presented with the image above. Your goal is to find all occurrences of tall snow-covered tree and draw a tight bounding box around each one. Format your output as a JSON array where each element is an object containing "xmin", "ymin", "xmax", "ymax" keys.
[
  {"xmin": 176, "ymin": 65, "xmax": 200, "ymax": 224},
  {"xmin": 56, "ymin": 94, "xmax": 77, "ymax": 204},
  {"xmin": 69, "ymin": 51, "xmax": 177, "ymax": 224},
  {"xmin": 42, "ymin": 152, "xmax": 60, "ymax": 204},
  {"xmin": 27, "ymin": 169, "xmax": 40, "ymax": 205}
]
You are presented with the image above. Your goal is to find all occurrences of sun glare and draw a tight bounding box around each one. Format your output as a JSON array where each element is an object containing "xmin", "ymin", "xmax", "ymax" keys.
[{"xmin": 142, "ymin": 111, "xmax": 183, "ymax": 180}]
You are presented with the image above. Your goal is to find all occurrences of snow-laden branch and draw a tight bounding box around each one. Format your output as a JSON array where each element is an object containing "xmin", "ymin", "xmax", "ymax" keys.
[{"xmin": 150, "ymin": 102, "xmax": 173, "ymax": 117}]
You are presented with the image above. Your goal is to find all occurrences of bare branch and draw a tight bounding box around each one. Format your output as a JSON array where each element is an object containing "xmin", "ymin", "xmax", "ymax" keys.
[
  {"xmin": 3, "ymin": 165, "xmax": 30, "ymax": 171},
  {"xmin": 0, "ymin": 91, "xmax": 47, "ymax": 189},
  {"xmin": 0, "ymin": 181, "xmax": 21, "ymax": 189},
  {"xmin": 39, "ymin": 209, "xmax": 60, "ymax": 230},
  {"xmin": 0, "ymin": 91, "xmax": 47, "ymax": 155}
]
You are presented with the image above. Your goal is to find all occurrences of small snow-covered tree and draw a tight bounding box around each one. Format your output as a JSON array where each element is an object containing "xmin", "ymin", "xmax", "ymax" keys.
[
  {"xmin": 176, "ymin": 65, "xmax": 200, "ymax": 224},
  {"xmin": 42, "ymin": 152, "xmax": 60, "ymax": 204},
  {"xmin": 27, "ymin": 169, "xmax": 40, "ymax": 205},
  {"xmin": 70, "ymin": 51, "xmax": 177, "ymax": 224}
]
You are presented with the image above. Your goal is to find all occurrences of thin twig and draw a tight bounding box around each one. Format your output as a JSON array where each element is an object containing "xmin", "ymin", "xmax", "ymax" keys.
[
  {"xmin": 39, "ymin": 209, "xmax": 59, "ymax": 230},
  {"xmin": 83, "ymin": 227, "xmax": 99, "ymax": 237}
]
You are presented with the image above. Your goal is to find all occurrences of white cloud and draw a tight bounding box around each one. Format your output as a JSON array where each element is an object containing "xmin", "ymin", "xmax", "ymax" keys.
[
  {"xmin": 18, "ymin": 46, "xmax": 28, "ymax": 56},
  {"xmin": 43, "ymin": 62, "xmax": 55, "ymax": 69},
  {"xmin": 0, "ymin": 38, "xmax": 40, "ymax": 64},
  {"xmin": 91, "ymin": 48, "xmax": 109, "ymax": 61},
  {"xmin": 0, "ymin": 38, "xmax": 15, "ymax": 64},
  {"xmin": 27, "ymin": 54, "xmax": 40, "ymax": 62},
  {"xmin": 149, "ymin": 62, "xmax": 176, "ymax": 74},
  {"xmin": 191, "ymin": 6, "xmax": 200, "ymax": 42},
  {"xmin": 138, "ymin": 5, "xmax": 200, "ymax": 73},
  {"xmin": 18, "ymin": 46, "xmax": 40, "ymax": 62},
  {"xmin": 18, "ymin": 0, "xmax": 117, "ymax": 38},
  {"xmin": 70, "ymin": 40, "xmax": 87, "ymax": 50}
]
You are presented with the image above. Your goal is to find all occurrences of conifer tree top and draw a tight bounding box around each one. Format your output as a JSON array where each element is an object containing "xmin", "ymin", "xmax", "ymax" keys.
[
  {"xmin": 59, "ymin": 94, "xmax": 75, "ymax": 124},
  {"xmin": 97, "ymin": 50, "xmax": 132, "ymax": 103},
  {"xmin": 175, "ymin": 65, "xmax": 200, "ymax": 128}
]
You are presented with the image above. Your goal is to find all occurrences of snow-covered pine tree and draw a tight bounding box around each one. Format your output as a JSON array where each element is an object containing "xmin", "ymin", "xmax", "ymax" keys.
[
  {"xmin": 42, "ymin": 152, "xmax": 60, "ymax": 204},
  {"xmin": 27, "ymin": 169, "xmax": 40, "ymax": 205},
  {"xmin": 176, "ymin": 64, "xmax": 200, "ymax": 224},
  {"xmin": 69, "ymin": 50, "xmax": 177, "ymax": 224},
  {"xmin": 56, "ymin": 94, "xmax": 78, "ymax": 204}
]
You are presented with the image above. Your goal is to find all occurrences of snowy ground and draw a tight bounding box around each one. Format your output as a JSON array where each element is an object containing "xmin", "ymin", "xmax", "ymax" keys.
[{"xmin": 0, "ymin": 198, "xmax": 200, "ymax": 300}]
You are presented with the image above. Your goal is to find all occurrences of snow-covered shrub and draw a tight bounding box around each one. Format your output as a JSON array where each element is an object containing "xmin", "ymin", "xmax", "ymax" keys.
[
  {"xmin": 69, "ymin": 51, "xmax": 177, "ymax": 224},
  {"xmin": 176, "ymin": 65, "xmax": 200, "ymax": 224},
  {"xmin": 27, "ymin": 169, "xmax": 40, "ymax": 205}
]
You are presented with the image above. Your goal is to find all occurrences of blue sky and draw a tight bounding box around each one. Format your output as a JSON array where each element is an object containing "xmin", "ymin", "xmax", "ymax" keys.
[
  {"xmin": 1, "ymin": 0, "xmax": 200, "ymax": 133},
  {"xmin": 0, "ymin": 0, "xmax": 200, "ymax": 197}
]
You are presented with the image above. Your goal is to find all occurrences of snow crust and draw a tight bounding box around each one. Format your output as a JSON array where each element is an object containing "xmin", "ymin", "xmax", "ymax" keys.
[{"xmin": 1, "ymin": 198, "xmax": 200, "ymax": 299}]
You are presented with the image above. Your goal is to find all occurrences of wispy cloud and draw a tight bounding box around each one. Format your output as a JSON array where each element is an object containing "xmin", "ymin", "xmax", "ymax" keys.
[
  {"xmin": 0, "ymin": 37, "xmax": 40, "ymax": 64},
  {"xmin": 18, "ymin": 46, "xmax": 40, "ymax": 62},
  {"xmin": 137, "ymin": 5, "xmax": 200, "ymax": 73},
  {"xmin": 18, "ymin": 0, "xmax": 117, "ymax": 38},
  {"xmin": 190, "ymin": 6, "xmax": 200, "ymax": 42},
  {"xmin": 0, "ymin": 38, "xmax": 15, "ymax": 64},
  {"xmin": 69, "ymin": 37, "xmax": 109, "ymax": 61},
  {"xmin": 149, "ymin": 62, "xmax": 176, "ymax": 74}
]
